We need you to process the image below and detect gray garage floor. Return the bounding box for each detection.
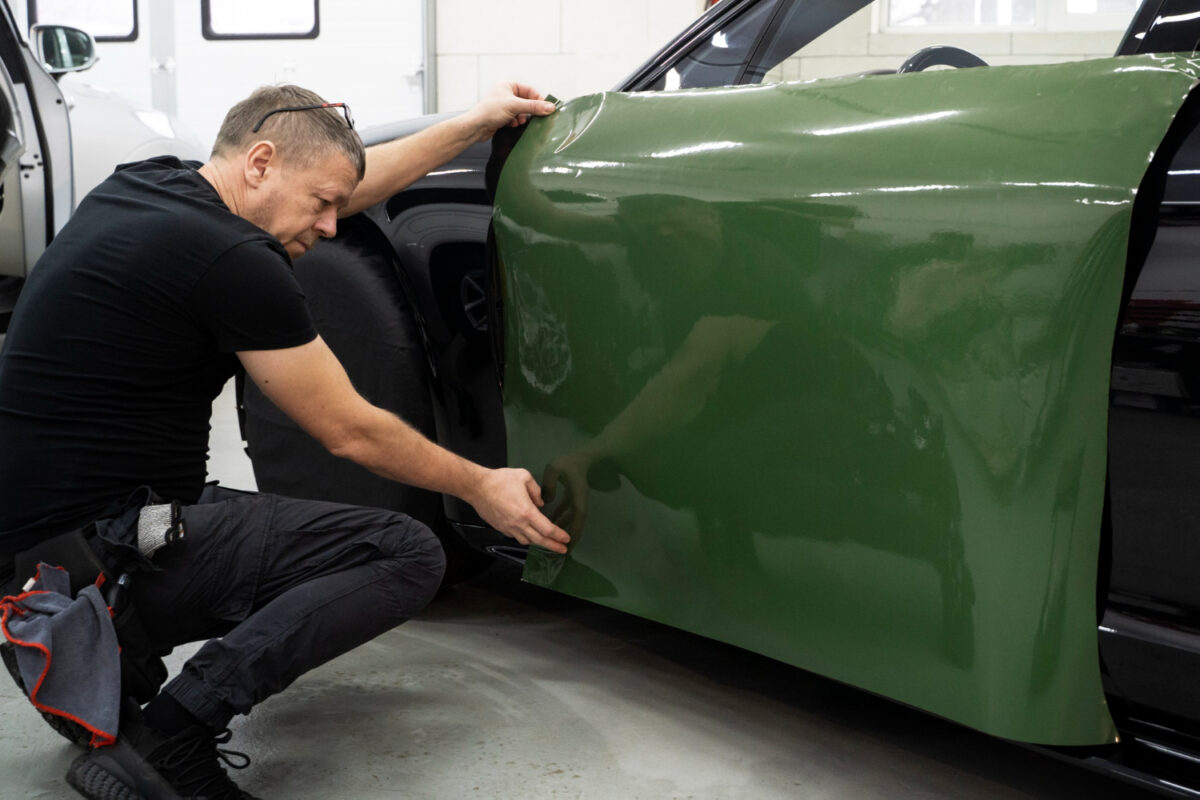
[0,381,1163,799]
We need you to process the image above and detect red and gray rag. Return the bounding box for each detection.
[1,563,122,746]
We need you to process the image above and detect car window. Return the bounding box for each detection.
[648,0,875,91]
[759,4,875,83]
[749,0,874,82]
[647,0,781,90]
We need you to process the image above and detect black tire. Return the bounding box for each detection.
[244,217,439,517]
[242,216,490,584]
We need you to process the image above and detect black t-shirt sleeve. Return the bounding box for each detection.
[191,240,318,352]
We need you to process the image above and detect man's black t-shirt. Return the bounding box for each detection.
[0,157,318,551]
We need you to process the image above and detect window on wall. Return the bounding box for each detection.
[28,0,137,42]
[202,0,319,41]
[884,0,1138,30]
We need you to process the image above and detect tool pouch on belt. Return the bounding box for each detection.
[94,491,185,704]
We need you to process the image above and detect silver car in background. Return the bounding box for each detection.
[0,2,204,330]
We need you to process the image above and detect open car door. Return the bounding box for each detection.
[494,55,1200,748]
[0,56,20,184]
[0,0,72,286]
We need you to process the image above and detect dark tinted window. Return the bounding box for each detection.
[745,0,872,82]
[647,0,875,90]
[648,0,780,90]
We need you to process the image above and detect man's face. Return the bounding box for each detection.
[249,151,359,259]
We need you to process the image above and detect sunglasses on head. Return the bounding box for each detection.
[251,102,354,133]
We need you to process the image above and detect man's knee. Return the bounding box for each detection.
[408,521,447,598]
[378,516,446,608]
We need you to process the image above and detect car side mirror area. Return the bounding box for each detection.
[30,24,97,77]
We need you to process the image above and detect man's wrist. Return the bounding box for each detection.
[450,460,492,508]
[452,106,494,146]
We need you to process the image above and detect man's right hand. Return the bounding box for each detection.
[463,82,558,144]
[469,467,571,554]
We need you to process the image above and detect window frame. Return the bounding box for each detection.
[200,0,320,42]
[26,0,138,43]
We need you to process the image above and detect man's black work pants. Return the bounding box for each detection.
[127,485,446,730]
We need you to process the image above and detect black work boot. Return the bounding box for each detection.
[66,702,260,800]
[65,705,182,800]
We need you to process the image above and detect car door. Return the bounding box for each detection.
[493,15,1200,753]
[0,55,21,185]
[0,0,71,285]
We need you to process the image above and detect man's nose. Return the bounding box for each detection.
[314,209,338,239]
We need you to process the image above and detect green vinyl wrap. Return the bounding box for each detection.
[493,55,1200,745]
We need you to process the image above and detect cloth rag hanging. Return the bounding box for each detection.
[1,563,121,747]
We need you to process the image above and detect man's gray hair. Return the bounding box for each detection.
[212,85,366,180]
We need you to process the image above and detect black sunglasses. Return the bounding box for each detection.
[251,102,354,133]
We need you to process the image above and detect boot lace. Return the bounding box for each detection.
[151,726,256,799]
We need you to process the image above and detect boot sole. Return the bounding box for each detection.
[66,756,141,799]
[65,740,183,800]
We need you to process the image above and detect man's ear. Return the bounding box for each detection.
[244,141,277,188]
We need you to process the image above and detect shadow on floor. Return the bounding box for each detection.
[451,561,1162,800]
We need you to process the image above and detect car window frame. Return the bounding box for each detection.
[618,0,783,91]
[1115,0,1200,54]
[736,0,795,83]
[619,0,878,93]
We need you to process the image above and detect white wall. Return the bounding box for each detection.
[435,0,706,111]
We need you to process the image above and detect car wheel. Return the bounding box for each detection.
[241,215,489,585]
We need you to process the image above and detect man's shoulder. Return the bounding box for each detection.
[114,154,203,175]
[103,156,207,200]
[100,157,219,210]
[82,157,280,261]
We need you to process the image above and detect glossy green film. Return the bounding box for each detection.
[494,55,1200,745]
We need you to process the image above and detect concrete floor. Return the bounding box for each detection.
[0,381,1163,799]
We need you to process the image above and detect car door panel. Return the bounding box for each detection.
[0,0,70,280]
[0,58,20,180]
[493,56,1200,746]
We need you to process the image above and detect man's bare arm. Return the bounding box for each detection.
[238,337,570,553]
[341,82,556,217]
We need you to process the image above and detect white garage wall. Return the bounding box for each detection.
[435,0,707,110]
